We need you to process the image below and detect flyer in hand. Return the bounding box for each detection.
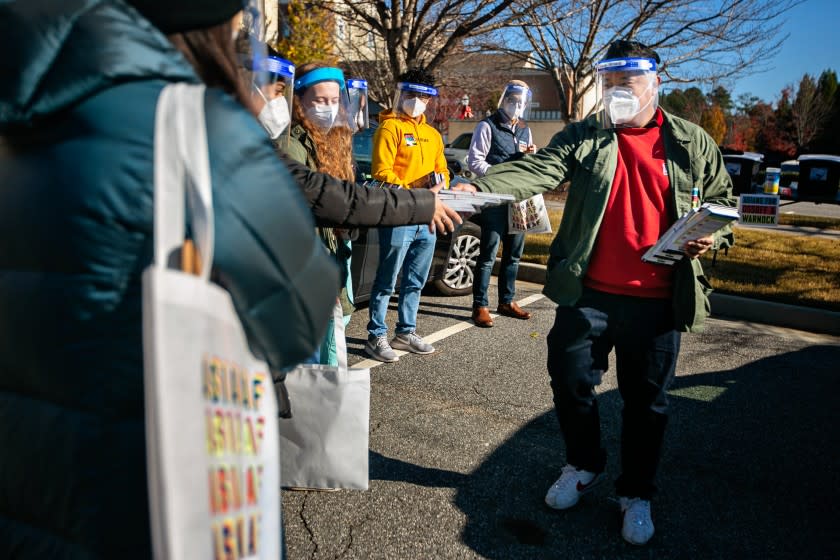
[437,191,516,214]
[642,203,739,266]
[362,179,515,214]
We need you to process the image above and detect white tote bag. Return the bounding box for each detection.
[143,83,281,559]
[280,303,371,490]
[508,193,553,234]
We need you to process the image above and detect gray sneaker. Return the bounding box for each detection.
[365,335,399,363]
[390,332,435,354]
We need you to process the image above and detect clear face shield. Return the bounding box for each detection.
[252,56,295,141]
[346,79,370,130]
[497,83,532,122]
[294,67,358,133]
[235,0,267,60]
[595,57,659,129]
[392,82,439,120]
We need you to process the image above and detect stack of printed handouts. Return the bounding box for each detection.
[642,203,740,266]
[362,179,516,214]
[437,190,516,214]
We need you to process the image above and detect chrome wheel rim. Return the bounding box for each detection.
[443,233,479,290]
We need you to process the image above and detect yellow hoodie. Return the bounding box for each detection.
[372,110,450,188]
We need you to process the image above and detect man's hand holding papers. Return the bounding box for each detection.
[684,236,714,259]
[642,203,739,265]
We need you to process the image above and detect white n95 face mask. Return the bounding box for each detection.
[502,100,525,120]
[604,87,640,125]
[257,97,290,139]
[306,103,339,130]
[402,97,427,118]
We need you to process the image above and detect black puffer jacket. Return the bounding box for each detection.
[280,151,437,228]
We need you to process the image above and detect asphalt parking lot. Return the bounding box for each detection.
[281,282,840,559]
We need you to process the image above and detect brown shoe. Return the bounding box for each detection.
[472,306,494,328]
[497,302,532,320]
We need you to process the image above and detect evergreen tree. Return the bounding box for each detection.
[707,86,733,114]
[790,74,831,151]
[813,70,840,153]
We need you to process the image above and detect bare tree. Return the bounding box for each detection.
[492,0,801,121]
[790,74,831,151]
[319,0,552,106]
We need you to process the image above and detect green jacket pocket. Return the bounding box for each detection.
[673,258,713,333]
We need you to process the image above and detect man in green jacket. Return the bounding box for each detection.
[460,40,735,545]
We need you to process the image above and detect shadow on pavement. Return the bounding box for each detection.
[369,451,470,488]
[431,344,840,559]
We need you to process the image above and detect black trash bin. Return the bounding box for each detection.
[796,154,840,204]
[723,152,764,196]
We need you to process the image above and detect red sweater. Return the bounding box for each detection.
[584,110,674,298]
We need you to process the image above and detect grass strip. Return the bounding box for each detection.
[520,209,840,311]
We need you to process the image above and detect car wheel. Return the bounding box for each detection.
[433,221,481,296]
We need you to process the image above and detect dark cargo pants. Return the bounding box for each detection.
[546,288,680,499]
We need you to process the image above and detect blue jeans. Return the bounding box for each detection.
[367,225,436,338]
[304,240,354,366]
[545,288,680,500]
[473,204,525,307]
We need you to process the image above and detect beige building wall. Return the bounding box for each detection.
[262,0,281,45]
[330,3,383,61]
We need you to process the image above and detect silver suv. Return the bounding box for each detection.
[444,132,473,179]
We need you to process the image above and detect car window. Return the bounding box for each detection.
[449,133,472,150]
[352,128,376,163]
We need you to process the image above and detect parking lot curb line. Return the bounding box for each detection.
[709,293,840,336]
[351,294,546,370]
[502,259,840,336]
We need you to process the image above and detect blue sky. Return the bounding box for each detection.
[729,0,839,102]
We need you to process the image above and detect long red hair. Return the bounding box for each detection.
[292,62,355,182]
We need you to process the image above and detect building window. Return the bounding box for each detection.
[337,18,346,41]
[366,31,374,48]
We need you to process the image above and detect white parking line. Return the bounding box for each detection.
[353,293,546,370]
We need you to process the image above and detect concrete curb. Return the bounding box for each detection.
[497,260,840,336]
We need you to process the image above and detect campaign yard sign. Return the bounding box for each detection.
[738,194,780,225]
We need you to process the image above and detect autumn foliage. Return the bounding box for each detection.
[700,105,727,145]
[661,69,840,158]
[274,0,337,67]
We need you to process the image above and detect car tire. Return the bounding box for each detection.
[433,221,481,296]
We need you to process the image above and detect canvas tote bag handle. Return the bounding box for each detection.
[153,83,214,280]
[333,302,348,370]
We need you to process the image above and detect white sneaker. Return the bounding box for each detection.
[620,497,654,545]
[390,332,435,354]
[544,464,603,510]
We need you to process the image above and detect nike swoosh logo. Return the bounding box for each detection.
[576,478,598,492]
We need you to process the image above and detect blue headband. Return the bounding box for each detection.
[397,82,439,97]
[294,67,346,91]
[254,56,295,79]
[595,57,657,73]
